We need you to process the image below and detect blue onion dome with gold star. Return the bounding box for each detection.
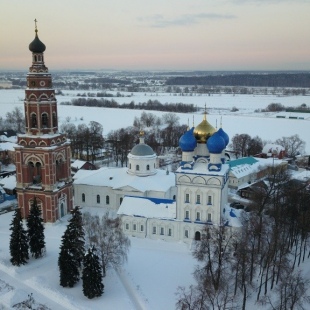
[217,127,229,147]
[194,107,216,143]
[29,20,46,53]
[179,127,197,152]
[207,131,226,154]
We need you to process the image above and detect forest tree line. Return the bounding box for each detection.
[61,98,196,113]
[166,73,310,88]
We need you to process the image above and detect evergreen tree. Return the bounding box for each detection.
[58,206,85,287]
[9,208,29,266]
[27,197,45,258]
[82,247,104,299]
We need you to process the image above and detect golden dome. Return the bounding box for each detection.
[194,112,216,143]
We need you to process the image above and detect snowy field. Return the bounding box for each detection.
[0,207,194,310]
[1,89,310,154]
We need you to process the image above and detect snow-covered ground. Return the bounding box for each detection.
[1,89,310,153]
[0,207,194,309]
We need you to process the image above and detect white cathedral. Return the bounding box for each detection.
[74,112,233,243]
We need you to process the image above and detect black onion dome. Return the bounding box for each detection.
[29,33,46,53]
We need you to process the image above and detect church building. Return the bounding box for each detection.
[117,112,232,243]
[14,22,73,222]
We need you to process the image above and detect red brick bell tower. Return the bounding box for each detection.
[15,20,73,222]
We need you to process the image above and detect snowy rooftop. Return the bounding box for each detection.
[117,196,176,219]
[262,143,285,155]
[74,167,175,192]
[0,175,16,190]
[229,157,284,178]
[0,142,17,152]
[223,206,243,227]
[291,169,310,182]
[71,159,87,169]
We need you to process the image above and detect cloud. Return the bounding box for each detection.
[138,13,236,28]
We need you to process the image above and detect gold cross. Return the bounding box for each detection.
[34,18,38,33]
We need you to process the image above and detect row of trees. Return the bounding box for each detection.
[177,166,310,309]
[166,73,310,88]
[9,198,45,266]
[60,121,104,162]
[62,97,196,113]
[58,207,130,299]
[60,112,186,165]
[229,133,305,159]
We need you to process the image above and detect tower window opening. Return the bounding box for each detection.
[146,164,150,171]
[136,165,139,171]
[106,195,110,205]
[52,113,57,127]
[42,113,48,128]
[31,113,37,128]
[82,193,85,202]
[97,195,100,204]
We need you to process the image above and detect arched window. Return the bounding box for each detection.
[97,195,100,204]
[52,113,57,127]
[42,113,48,127]
[33,162,42,183]
[28,161,34,183]
[31,113,37,128]
[82,193,85,202]
[136,165,139,171]
[34,55,37,62]
[106,195,110,205]
[185,230,189,238]
[195,231,201,241]
[146,164,150,171]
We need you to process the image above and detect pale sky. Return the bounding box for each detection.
[1,0,310,71]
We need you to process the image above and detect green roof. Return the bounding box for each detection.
[228,157,258,168]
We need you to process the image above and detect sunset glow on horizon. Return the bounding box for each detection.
[1,0,310,71]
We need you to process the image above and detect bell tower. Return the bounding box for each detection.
[15,20,73,222]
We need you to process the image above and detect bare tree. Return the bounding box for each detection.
[229,134,251,158]
[275,134,305,158]
[5,107,25,133]
[259,271,310,310]
[162,112,179,127]
[83,212,130,277]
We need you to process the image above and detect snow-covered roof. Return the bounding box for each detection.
[262,143,285,155]
[229,157,284,178]
[117,196,176,219]
[0,142,17,152]
[71,159,87,169]
[291,170,310,182]
[0,175,16,190]
[223,206,242,227]
[74,167,175,192]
